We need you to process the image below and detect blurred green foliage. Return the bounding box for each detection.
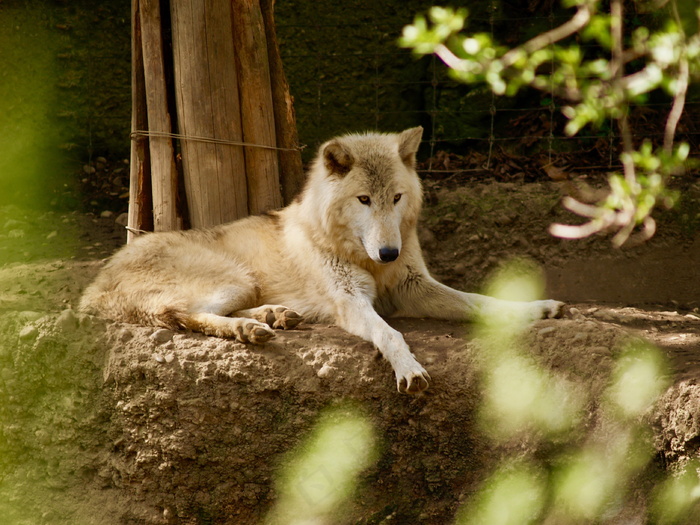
[264,261,700,523]
[266,404,377,525]
[0,4,68,210]
[0,2,85,263]
[459,260,700,524]
[401,0,700,246]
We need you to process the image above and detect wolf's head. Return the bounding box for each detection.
[302,127,424,265]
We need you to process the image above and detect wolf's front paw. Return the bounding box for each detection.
[235,320,276,344]
[396,364,431,394]
[266,306,303,330]
[243,305,304,330]
[534,299,565,319]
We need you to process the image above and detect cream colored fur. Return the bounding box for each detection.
[80,127,563,393]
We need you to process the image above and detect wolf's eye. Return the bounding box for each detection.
[358,195,371,205]
[393,193,402,204]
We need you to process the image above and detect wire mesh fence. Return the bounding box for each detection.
[23,0,700,180]
[275,3,700,179]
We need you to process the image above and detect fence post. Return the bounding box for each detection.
[232,0,284,215]
[127,0,153,243]
[170,0,250,228]
[139,0,181,232]
[129,0,300,235]
[260,0,305,204]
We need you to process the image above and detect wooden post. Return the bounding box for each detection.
[127,0,153,243]
[170,0,249,229]
[130,0,300,233]
[260,0,305,204]
[139,0,181,232]
[232,0,284,215]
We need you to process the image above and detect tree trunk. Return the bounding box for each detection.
[170,0,249,228]
[127,0,153,243]
[139,0,181,231]
[130,0,300,235]
[260,0,305,204]
[231,0,284,215]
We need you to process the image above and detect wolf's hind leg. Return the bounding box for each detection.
[235,305,303,330]
[184,284,278,343]
[186,313,276,344]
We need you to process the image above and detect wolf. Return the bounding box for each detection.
[80,127,563,393]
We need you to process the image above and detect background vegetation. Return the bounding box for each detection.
[11,0,694,165]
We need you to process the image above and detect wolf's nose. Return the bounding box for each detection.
[379,247,399,263]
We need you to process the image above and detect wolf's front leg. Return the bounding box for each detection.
[335,295,431,394]
[393,271,564,322]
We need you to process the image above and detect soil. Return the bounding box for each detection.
[1,168,700,524]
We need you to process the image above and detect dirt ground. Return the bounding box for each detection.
[1,170,700,524]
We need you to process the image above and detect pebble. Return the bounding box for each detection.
[3,219,24,229]
[19,324,39,341]
[18,311,42,322]
[592,310,616,322]
[151,328,174,344]
[494,213,515,226]
[538,326,556,336]
[119,328,134,343]
[100,210,114,218]
[83,164,96,175]
[417,227,437,248]
[77,313,96,329]
[56,309,79,332]
[317,363,335,378]
[568,307,585,320]
[46,230,58,240]
[452,261,467,276]
[154,354,165,364]
[115,212,129,227]
[35,429,51,445]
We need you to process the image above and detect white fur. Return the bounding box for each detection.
[80,127,563,394]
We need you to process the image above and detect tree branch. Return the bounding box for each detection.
[664,1,689,154]
[500,5,592,68]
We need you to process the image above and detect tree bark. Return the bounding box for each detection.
[260,0,305,204]
[170,0,249,228]
[127,0,153,243]
[232,0,284,214]
[139,0,181,232]
[130,0,298,233]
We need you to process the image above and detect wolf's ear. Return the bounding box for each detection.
[323,140,354,176]
[398,126,423,168]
